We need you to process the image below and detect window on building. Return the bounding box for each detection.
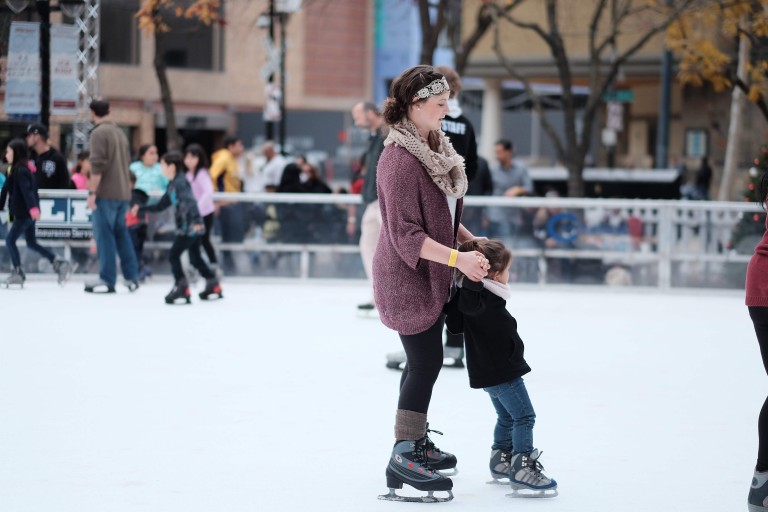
[161,4,224,72]
[100,0,140,65]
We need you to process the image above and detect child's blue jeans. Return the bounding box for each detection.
[483,377,536,454]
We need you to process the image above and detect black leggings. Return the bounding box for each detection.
[749,306,768,471]
[169,235,214,282]
[398,314,445,413]
[201,213,217,264]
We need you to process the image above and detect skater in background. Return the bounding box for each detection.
[184,144,218,272]
[373,65,490,502]
[85,98,140,294]
[0,138,72,287]
[133,151,222,304]
[445,238,557,497]
[745,168,768,511]
[125,171,150,281]
[70,150,90,190]
[349,100,386,316]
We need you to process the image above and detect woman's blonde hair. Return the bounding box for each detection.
[457,239,512,278]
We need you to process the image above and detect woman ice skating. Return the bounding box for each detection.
[0,138,73,288]
[746,167,768,512]
[446,238,557,498]
[372,65,490,503]
[133,151,222,304]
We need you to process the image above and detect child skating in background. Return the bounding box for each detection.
[132,151,222,304]
[126,171,151,281]
[0,138,73,288]
[445,238,557,498]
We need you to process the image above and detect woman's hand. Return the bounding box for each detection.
[457,250,489,282]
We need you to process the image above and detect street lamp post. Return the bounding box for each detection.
[4,0,84,128]
[259,0,300,156]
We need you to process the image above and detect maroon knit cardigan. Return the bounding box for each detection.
[747,216,768,306]
[372,144,464,335]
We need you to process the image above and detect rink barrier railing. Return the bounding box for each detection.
[27,190,764,288]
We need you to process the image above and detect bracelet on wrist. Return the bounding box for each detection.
[447,249,459,267]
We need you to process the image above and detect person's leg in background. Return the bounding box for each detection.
[358,200,381,312]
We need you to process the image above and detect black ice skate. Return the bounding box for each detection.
[506,449,558,498]
[52,259,76,285]
[84,278,116,293]
[487,449,512,484]
[2,267,25,289]
[199,277,223,300]
[424,424,458,476]
[379,437,454,503]
[356,302,378,319]
[749,470,768,512]
[165,279,191,305]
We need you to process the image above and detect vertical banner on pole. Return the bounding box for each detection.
[4,21,41,117]
[50,24,79,116]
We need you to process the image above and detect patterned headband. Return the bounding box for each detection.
[413,77,450,101]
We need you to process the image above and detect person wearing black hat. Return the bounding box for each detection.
[25,123,72,190]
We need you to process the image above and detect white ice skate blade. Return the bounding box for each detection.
[506,487,558,499]
[378,489,454,503]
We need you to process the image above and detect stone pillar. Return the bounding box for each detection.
[480,78,502,161]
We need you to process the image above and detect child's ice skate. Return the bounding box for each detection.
[1,267,25,289]
[52,259,76,285]
[378,437,454,503]
[199,277,223,300]
[749,470,768,511]
[487,448,512,484]
[424,424,458,475]
[165,279,191,304]
[506,448,558,498]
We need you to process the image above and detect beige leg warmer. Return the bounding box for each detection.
[394,409,428,441]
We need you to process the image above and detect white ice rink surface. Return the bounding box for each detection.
[0,278,760,512]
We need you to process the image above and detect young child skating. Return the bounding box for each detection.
[445,238,557,498]
[0,139,73,288]
[132,151,222,304]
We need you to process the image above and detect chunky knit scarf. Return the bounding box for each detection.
[384,119,467,198]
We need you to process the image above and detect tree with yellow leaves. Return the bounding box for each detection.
[136,0,221,151]
[667,0,768,120]
[667,1,768,199]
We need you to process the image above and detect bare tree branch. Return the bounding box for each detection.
[490,8,566,161]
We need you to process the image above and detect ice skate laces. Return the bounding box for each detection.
[413,438,436,470]
[424,426,444,456]
[523,451,547,480]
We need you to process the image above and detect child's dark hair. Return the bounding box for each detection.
[137,144,155,161]
[184,143,209,177]
[161,151,184,175]
[6,138,29,167]
[457,239,512,279]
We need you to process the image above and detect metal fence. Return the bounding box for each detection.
[15,190,763,289]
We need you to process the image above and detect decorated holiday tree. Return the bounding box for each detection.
[728,143,768,253]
